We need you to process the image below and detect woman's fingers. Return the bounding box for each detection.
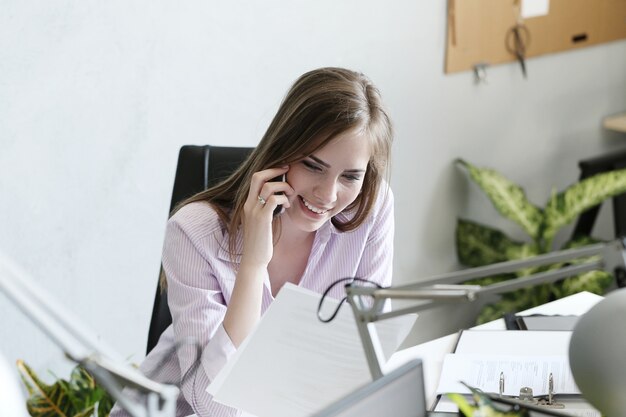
[247,166,292,216]
[257,180,293,203]
[241,166,291,267]
[249,166,290,199]
[262,193,291,212]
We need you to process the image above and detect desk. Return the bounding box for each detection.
[386,291,603,412]
[604,112,626,133]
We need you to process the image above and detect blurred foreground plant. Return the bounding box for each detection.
[16,360,114,417]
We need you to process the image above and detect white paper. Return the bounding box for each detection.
[436,354,579,396]
[454,330,572,356]
[521,0,550,19]
[207,283,416,417]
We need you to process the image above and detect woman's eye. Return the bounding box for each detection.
[303,161,322,172]
[342,174,361,182]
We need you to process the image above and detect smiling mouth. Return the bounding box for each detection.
[300,196,330,215]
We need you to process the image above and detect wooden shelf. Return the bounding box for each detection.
[604,113,626,133]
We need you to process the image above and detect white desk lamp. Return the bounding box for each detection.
[569,287,626,416]
[0,253,179,417]
[0,350,28,417]
[345,239,626,380]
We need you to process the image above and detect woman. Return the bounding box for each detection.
[111,67,394,417]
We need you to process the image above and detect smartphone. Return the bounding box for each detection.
[269,174,286,216]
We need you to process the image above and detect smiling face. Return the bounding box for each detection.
[282,129,372,234]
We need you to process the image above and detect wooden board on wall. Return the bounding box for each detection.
[445,0,626,74]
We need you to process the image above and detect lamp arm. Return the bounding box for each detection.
[0,254,179,417]
[346,239,626,380]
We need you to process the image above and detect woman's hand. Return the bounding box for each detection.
[241,166,292,269]
[225,166,292,346]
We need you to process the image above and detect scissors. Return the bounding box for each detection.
[506,23,530,78]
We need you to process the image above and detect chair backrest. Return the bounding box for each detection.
[146,145,254,354]
[573,148,626,239]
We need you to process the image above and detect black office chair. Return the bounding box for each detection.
[570,149,626,288]
[146,145,254,354]
[572,148,626,239]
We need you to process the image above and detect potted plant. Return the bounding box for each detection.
[456,159,626,323]
[17,360,114,417]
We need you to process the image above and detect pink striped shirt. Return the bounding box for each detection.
[110,186,393,417]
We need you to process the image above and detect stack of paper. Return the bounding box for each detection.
[207,283,415,417]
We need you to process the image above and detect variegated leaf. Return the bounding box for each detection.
[17,360,113,417]
[446,393,477,417]
[552,270,613,299]
[561,235,603,250]
[476,285,552,324]
[456,218,526,267]
[16,360,73,417]
[67,366,98,411]
[457,159,544,240]
[543,168,626,247]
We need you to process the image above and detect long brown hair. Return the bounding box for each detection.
[173,67,393,266]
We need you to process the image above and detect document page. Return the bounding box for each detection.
[207,283,415,417]
[436,354,580,396]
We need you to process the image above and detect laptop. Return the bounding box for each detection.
[310,359,428,417]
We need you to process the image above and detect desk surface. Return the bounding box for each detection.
[386,291,603,410]
[604,112,626,132]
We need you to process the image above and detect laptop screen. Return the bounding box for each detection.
[310,359,426,417]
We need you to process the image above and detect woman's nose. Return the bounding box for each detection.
[313,177,338,204]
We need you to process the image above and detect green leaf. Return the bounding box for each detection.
[446,393,477,416]
[16,360,73,417]
[16,361,114,417]
[96,391,114,417]
[552,270,613,299]
[67,366,99,413]
[457,159,544,240]
[543,168,626,247]
[449,383,530,416]
[561,235,603,250]
[456,218,529,267]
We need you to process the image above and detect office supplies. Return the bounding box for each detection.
[437,331,578,400]
[515,315,579,331]
[454,330,572,356]
[437,354,577,397]
[521,0,550,19]
[473,62,489,84]
[345,239,626,380]
[310,359,427,417]
[0,253,179,417]
[482,392,587,417]
[405,294,603,415]
[506,0,530,78]
[206,284,415,417]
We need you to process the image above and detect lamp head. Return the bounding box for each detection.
[0,352,28,417]
[569,288,626,416]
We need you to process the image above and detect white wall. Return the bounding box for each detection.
[1,1,625,379]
